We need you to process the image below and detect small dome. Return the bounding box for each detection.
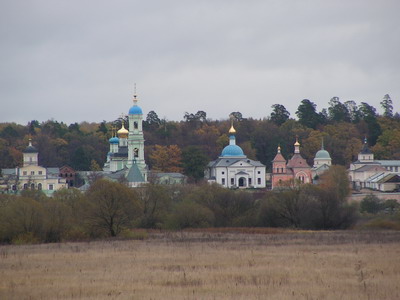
[221,144,245,157]
[129,105,143,115]
[117,123,129,138]
[315,149,331,159]
[109,136,119,144]
[229,125,236,134]
[23,140,38,153]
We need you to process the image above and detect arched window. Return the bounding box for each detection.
[38,183,42,190]
[134,148,139,158]
[134,121,138,129]
[24,183,28,190]
[31,183,35,190]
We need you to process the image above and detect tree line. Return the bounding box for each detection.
[0,166,359,243]
[0,94,399,182]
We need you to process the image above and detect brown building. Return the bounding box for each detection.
[59,165,76,187]
[271,138,312,189]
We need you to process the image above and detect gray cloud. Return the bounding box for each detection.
[1,0,399,124]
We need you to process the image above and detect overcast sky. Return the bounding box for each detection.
[1,0,399,125]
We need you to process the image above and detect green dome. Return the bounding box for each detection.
[315,149,331,159]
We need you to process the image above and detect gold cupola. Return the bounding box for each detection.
[229,124,236,134]
[117,122,129,139]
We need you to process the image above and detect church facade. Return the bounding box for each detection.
[205,123,266,189]
[271,138,313,189]
[101,94,148,187]
[0,140,67,195]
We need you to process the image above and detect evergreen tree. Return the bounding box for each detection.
[380,94,393,118]
[270,104,290,126]
[296,99,321,129]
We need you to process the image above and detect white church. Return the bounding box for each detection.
[205,122,266,188]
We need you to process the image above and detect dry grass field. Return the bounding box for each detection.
[0,229,399,300]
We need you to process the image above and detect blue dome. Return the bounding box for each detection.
[109,137,119,144]
[315,149,331,159]
[221,145,245,157]
[129,105,143,115]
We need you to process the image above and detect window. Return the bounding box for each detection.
[249,178,252,185]
[134,148,139,158]
[23,184,28,190]
[38,183,42,190]
[258,171,261,174]
[38,171,42,175]
[23,171,27,176]
[134,121,138,129]
[49,184,54,190]
[31,183,35,190]
[12,185,16,191]
[29,157,32,162]
[257,178,261,185]
[222,171,225,175]
[70,173,73,177]
[31,171,34,175]
[222,178,225,185]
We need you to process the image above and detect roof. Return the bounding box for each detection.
[312,164,330,171]
[315,149,331,159]
[360,142,372,154]
[354,164,386,172]
[272,152,286,162]
[109,136,119,144]
[23,144,38,153]
[376,160,400,167]
[286,154,310,168]
[126,163,145,183]
[221,140,245,157]
[208,157,265,168]
[129,105,143,115]
[154,172,186,179]
[1,168,17,176]
[236,171,248,175]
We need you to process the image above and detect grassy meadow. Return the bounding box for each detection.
[0,229,399,299]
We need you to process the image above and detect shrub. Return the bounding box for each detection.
[360,194,383,214]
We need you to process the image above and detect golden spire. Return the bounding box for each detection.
[277,144,281,153]
[294,136,300,154]
[228,115,236,134]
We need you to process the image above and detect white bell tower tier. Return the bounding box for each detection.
[127,94,147,180]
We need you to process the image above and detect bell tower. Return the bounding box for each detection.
[127,93,147,180]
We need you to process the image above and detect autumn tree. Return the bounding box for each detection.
[149,145,183,173]
[136,183,171,228]
[85,179,141,237]
[314,165,356,229]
